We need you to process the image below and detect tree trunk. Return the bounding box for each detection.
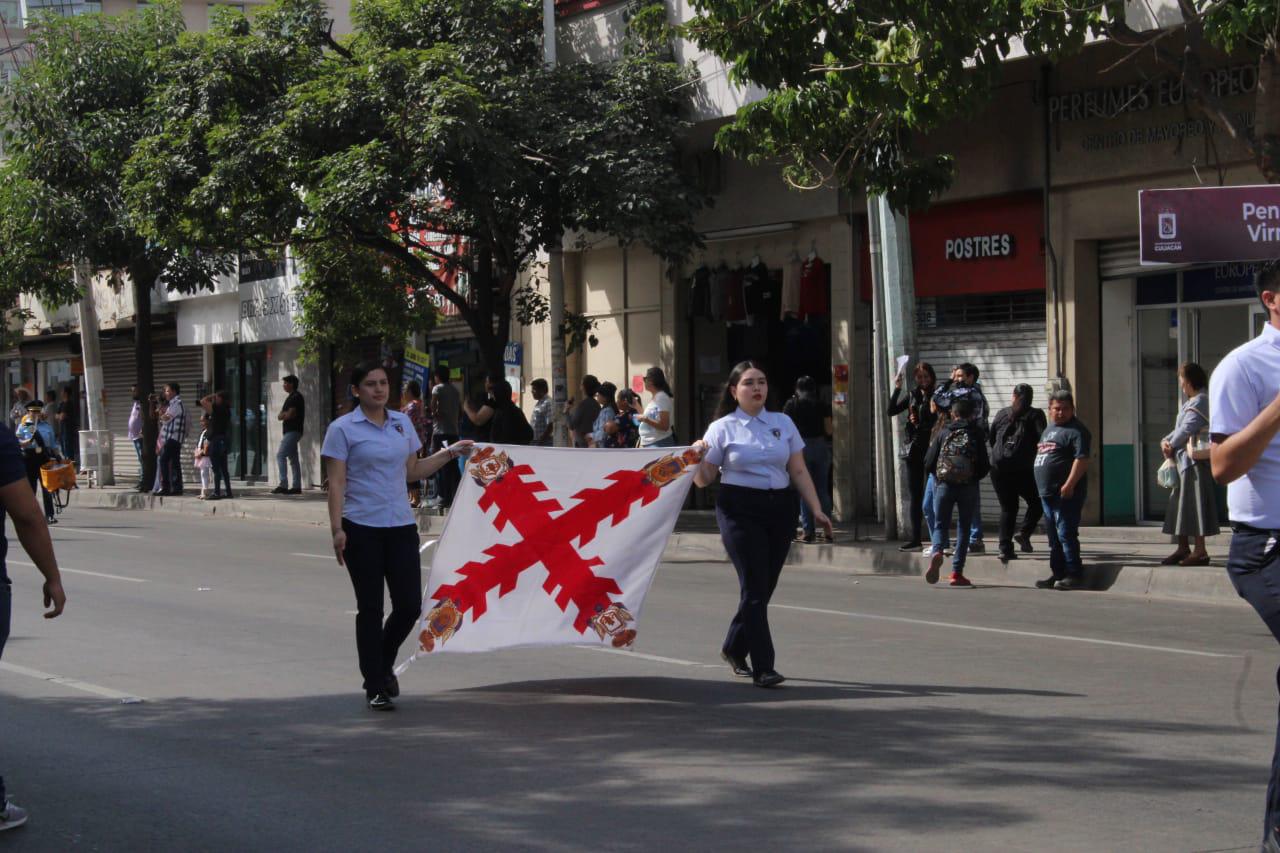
[471,243,505,377]
[1257,46,1280,182]
[131,260,158,492]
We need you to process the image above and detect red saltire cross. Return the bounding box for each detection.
[430,464,663,633]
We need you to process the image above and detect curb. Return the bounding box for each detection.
[70,488,1245,607]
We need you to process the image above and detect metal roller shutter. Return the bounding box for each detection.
[1099,237,1191,280]
[101,333,204,488]
[917,319,1048,525]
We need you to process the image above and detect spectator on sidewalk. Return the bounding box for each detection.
[989,384,1047,564]
[272,375,305,495]
[635,367,676,448]
[487,379,534,445]
[589,382,618,448]
[948,363,987,553]
[8,387,29,430]
[158,382,188,497]
[0,415,66,832]
[889,362,937,551]
[1033,390,1091,591]
[784,375,833,544]
[530,378,553,446]
[322,361,473,711]
[923,395,988,587]
[608,389,641,448]
[402,380,431,508]
[1210,260,1280,851]
[429,365,462,509]
[568,375,601,448]
[57,385,77,464]
[42,390,56,426]
[194,413,213,500]
[128,386,144,489]
[461,379,496,444]
[199,390,233,500]
[1160,362,1219,566]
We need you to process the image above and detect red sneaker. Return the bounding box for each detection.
[949,572,973,588]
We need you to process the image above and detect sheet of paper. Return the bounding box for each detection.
[895,355,911,377]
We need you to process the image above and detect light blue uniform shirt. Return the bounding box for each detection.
[1211,321,1280,529]
[321,407,422,528]
[703,408,805,490]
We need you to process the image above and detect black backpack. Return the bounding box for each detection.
[937,427,979,485]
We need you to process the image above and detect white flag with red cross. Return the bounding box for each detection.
[399,443,700,663]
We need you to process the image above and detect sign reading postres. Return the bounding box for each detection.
[1141,185,1280,264]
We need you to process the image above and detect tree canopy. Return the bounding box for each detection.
[127,0,704,372]
[685,0,1280,206]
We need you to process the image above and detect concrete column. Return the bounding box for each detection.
[829,218,857,523]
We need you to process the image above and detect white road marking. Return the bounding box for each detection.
[9,559,146,584]
[774,604,1238,659]
[54,527,143,540]
[578,646,706,666]
[289,553,334,561]
[0,661,146,702]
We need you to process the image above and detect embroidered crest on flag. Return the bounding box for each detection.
[403,444,699,663]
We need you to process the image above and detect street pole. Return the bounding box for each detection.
[75,259,113,484]
[875,196,918,539]
[866,199,896,537]
[543,0,570,447]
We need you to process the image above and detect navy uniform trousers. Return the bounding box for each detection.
[716,484,798,675]
[1227,523,1280,847]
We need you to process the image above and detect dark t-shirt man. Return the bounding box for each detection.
[1034,418,1092,497]
[569,398,601,448]
[282,391,305,435]
[783,396,832,440]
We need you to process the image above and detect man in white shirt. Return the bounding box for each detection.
[1210,260,1280,853]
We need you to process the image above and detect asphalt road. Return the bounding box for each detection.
[0,506,1275,851]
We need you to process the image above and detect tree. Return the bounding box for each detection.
[126,0,703,377]
[685,1,1280,204]
[0,2,228,488]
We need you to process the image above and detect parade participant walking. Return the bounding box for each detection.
[429,365,462,509]
[1161,362,1218,565]
[783,376,833,543]
[158,382,188,496]
[272,375,305,495]
[322,362,473,711]
[1033,391,1091,591]
[692,361,832,688]
[0,417,66,832]
[634,367,675,448]
[989,384,1047,563]
[889,362,937,551]
[16,401,59,524]
[923,396,989,587]
[1209,261,1280,852]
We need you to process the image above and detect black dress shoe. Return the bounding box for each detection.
[384,673,400,698]
[367,692,395,711]
[753,671,786,688]
[271,485,288,495]
[1015,533,1034,553]
[720,651,752,678]
[1054,576,1085,591]
[1034,577,1058,589]
[898,541,923,552]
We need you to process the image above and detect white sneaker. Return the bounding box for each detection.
[0,800,28,831]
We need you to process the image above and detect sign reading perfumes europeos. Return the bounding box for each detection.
[1140,186,1280,265]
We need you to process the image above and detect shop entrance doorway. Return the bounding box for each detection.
[218,345,268,481]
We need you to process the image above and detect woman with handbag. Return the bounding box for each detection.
[1160,362,1219,566]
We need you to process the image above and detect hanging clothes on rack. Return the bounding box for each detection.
[687,265,712,321]
[743,260,779,325]
[780,254,802,319]
[798,254,829,320]
[723,266,748,325]
[709,263,729,324]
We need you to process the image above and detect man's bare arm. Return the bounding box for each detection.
[0,478,64,617]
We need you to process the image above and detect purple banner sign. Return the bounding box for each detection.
[1140,185,1280,265]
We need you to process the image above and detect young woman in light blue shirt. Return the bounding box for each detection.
[692,361,832,688]
[322,362,473,711]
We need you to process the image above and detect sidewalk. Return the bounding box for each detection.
[69,484,1244,607]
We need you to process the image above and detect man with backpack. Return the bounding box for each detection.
[989,384,1047,564]
[923,396,989,587]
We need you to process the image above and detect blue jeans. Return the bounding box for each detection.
[799,440,831,536]
[931,481,979,572]
[159,438,183,494]
[209,435,232,496]
[644,435,676,448]
[277,430,302,490]
[1040,488,1086,579]
[1226,526,1280,846]
[971,491,984,543]
[922,474,940,552]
